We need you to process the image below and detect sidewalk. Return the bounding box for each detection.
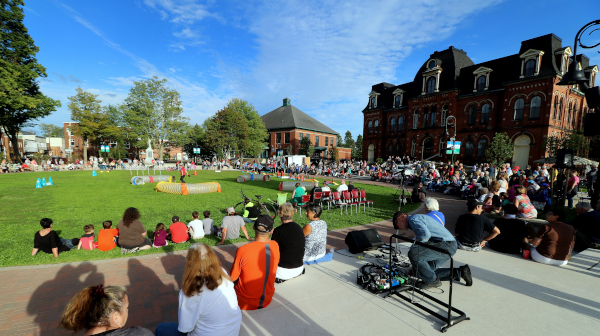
[1,190,599,335]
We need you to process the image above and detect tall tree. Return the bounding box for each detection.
[343,130,354,151]
[543,131,590,157]
[336,134,343,147]
[122,77,189,160]
[0,0,61,162]
[202,107,249,159]
[182,123,213,160]
[226,98,267,158]
[353,134,363,160]
[299,136,314,158]
[38,123,63,137]
[486,132,513,172]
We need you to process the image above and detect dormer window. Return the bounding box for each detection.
[393,88,404,108]
[476,76,486,92]
[370,96,376,108]
[426,77,436,94]
[555,47,572,75]
[585,65,599,88]
[472,66,493,92]
[519,49,544,78]
[368,90,380,109]
[422,60,441,94]
[428,60,436,69]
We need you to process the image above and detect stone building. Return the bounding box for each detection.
[362,33,598,168]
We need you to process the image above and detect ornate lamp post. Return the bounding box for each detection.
[445,115,457,165]
[557,20,600,87]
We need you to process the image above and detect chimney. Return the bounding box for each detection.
[283,98,291,106]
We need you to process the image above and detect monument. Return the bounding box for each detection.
[145,139,155,165]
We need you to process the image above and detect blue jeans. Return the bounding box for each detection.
[155,322,186,336]
[568,197,574,208]
[408,240,460,283]
[242,217,253,223]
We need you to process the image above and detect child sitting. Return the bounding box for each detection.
[98,220,119,251]
[77,225,98,250]
[153,223,168,248]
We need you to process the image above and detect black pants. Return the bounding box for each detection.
[180,175,185,183]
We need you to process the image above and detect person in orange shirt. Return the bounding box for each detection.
[98,221,119,251]
[169,216,189,243]
[230,215,280,310]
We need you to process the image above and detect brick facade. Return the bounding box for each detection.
[362,34,598,167]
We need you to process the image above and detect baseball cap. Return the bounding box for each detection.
[226,207,235,214]
[467,198,484,208]
[254,215,274,233]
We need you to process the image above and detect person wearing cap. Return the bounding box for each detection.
[392,211,472,290]
[216,207,250,246]
[586,164,598,198]
[271,203,305,283]
[455,199,500,252]
[169,216,189,243]
[230,215,280,310]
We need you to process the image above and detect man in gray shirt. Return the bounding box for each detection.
[217,207,250,245]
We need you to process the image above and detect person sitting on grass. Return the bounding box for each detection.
[117,207,152,254]
[230,215,280,310]
[272,202,306,283]
[187,211,205,239]
[98,221,119,252]
[169,216,189,243]
[530,208,575,266]
[242,198,261,224]
[31,218,72,259]
[155,243,242,336]
[216,207,250,246]
[303,203,328,262]
[202,210,215,236]
[77,224,98,250]
[291,182,305,207]
[153,223,168,248]
[60,285,153,336]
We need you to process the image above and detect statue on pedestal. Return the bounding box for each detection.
[145,139,155,165]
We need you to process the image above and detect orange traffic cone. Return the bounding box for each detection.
[194,170,197,176]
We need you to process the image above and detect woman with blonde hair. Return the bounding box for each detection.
[60,285,153,336]
[155,243,242,336]
[514,186,537,219]
[272,202,305,283]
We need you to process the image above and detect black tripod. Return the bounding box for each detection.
[392,172,409,211]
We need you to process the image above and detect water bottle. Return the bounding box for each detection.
[329,248,334,258]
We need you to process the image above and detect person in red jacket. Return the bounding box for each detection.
[169,216,189,243]
[180,165,186,183]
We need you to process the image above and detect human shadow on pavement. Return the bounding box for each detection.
[27,262,105,336]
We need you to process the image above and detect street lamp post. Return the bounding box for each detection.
[445,115,457,165]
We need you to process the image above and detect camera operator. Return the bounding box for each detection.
[392,211,473,290]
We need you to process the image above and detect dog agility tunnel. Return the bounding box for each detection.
[156,181,221,195]
[237,174,271,182]
[131,175,175,185]
[278,181,316,191]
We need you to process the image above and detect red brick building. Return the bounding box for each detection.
[362,34,598,168]
[262,98,351,160]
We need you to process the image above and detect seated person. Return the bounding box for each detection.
[201,210,215,236]
[216,207,250,245]
[153,223,168,248]
[169,216,189,243]
[77,224,98,250]
[321,182,331,194]
[568,202,600,252]
[347,181,357,192]
[424,198,445,226]
[98,220,119,251]
[337,179,349,193]
[242,199,261,223]
[272,203,305,283]
[187,211,205,239]
[291,182,305,206]
[309,181,322,202]
[488,204,535,254]
[31,218,71,258]
[531,208,575,266]
[455,199,501,252]
[302,203,328,262]
[514,186,537,219]
[230,215,280,310]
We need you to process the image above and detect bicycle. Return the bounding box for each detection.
[235,189,279,219]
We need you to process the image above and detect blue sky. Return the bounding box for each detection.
[23,0,600,139]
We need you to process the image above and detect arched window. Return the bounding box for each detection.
[477,75,486,92]
[368,121,373,134]
[573,103,578,128]
[430,106,437,126]
[557,98,563,120]
[428,60,436,69]
[441,105,448,126]
[465,140,474,159]
[411,139,416,156]
[390,117,396,133]
[396,143,402,156]
[370,96,376,108]
[423,138,433,158]
[395,95,402,108]
[374,120,379,134]
[525,59,536,77]
[530,96,541,119]
[413,110,419,129]
[481,104,490,124]
[423,107,429,127]
[514,98,524,120]
[477,139,487,158]
[398,115,404,131]
[468,105,477,125]
[552,96,559,119]
[389,143,394,157]
[426,77,436,93]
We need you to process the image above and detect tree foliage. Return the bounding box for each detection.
[486,132,513,169]
[38,123,63,137]
[299,136,315,158]
[543,131,590,157]
[353,134,363,160]
[343,131,354,150]
[225,98,267,158]
[122,77,189,160]
[336,134,343,147]
[203,107,249,159]
[0,0,61,161]
[328,145,339,162]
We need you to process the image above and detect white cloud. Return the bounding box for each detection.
[143,0,213,24]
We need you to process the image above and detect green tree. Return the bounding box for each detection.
[122,77,189,161]
[202,107,249,159]
[68,87,106,163]
[328,145,339,162]
[226,98,267,158]
[543,131,590,157]
[353,134,363,160]
[486,132,513,172]
[343,131,354,149]
[38,123,63,137]
[299,136,315,158]
[0,1,61,162]
[336,134,343,147]
[182,123,213,160]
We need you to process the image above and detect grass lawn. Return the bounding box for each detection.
[0,170,418,267]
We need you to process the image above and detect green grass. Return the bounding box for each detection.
[0,170,418,267]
